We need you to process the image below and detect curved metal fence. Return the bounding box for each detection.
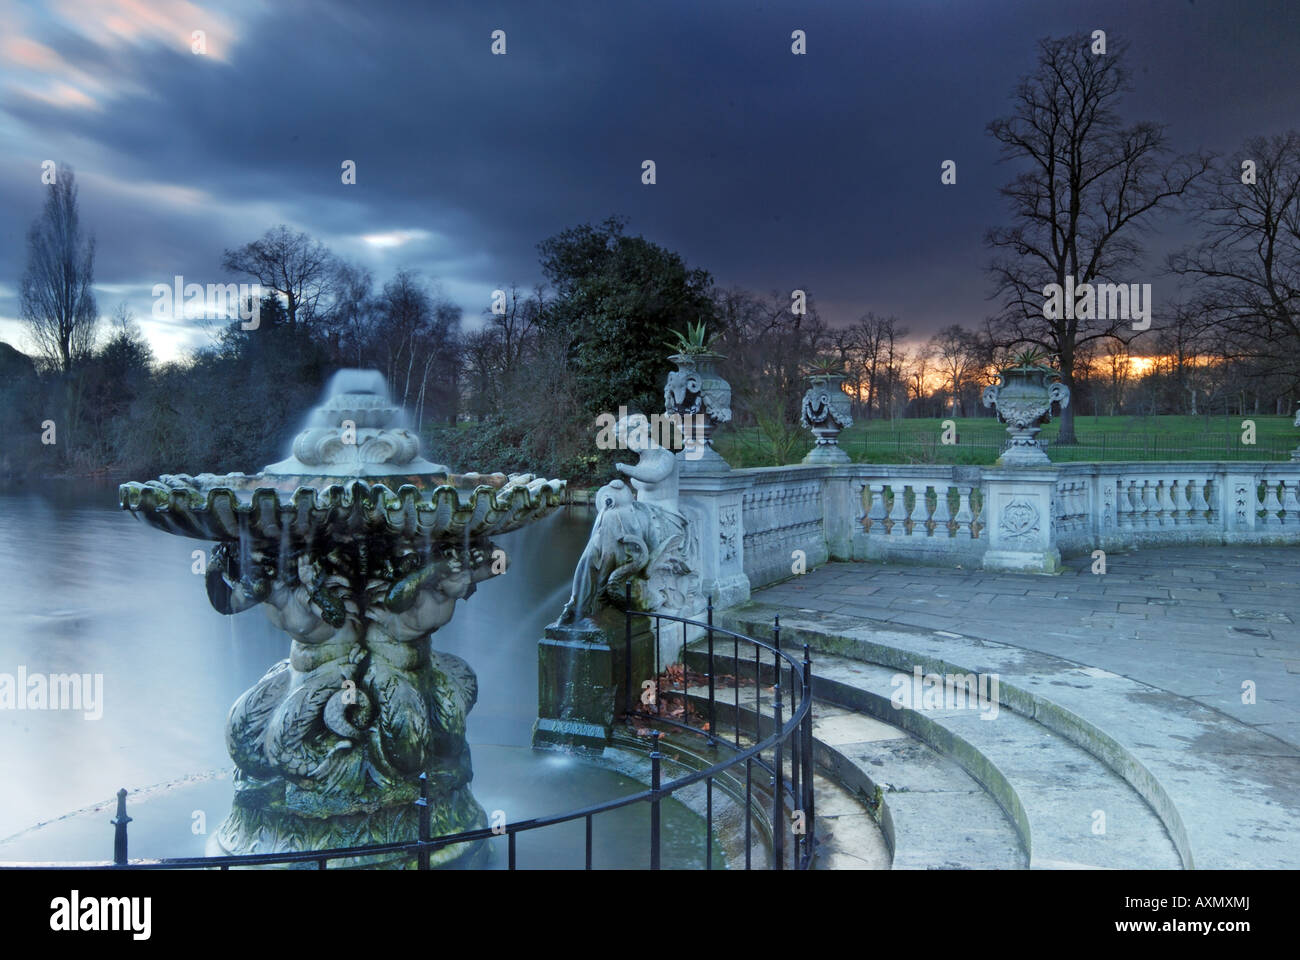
[0,600,815,871]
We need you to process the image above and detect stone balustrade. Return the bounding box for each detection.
[679,458,1300,594]
[738,467,827,588]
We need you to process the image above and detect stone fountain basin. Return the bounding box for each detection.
[119,471,566,544]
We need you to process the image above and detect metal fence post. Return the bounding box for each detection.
[649,730,662,870]
[789,659,800,864]
[624,582,633,718]
[706,595,716,744]
[416,772,431,871]
[772,683,785,870]
[803,643,816,865]
[111,788,131,866]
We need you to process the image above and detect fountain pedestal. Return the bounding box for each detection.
[203,537,497,867]
[121,375,565,867]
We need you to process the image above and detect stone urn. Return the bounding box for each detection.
[982,363,1070,465]
[664,352,732,471]
[800,373,853,464]
[1292,408,1300,461]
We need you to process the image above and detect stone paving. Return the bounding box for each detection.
[755,546,1300,748]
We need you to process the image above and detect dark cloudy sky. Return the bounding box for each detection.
[1,0,1297,360]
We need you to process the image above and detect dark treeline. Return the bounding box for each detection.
[5,34,1299,484]
[3,196,1298,485]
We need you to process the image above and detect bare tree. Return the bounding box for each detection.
[829,325,862,414]
[331,261,375,366]
[20,165,98,372]
[222,225,339,328]
[1103,338,1131,415]
[1170,131,1300,393]
[929,324,981,417]
[374,270,461,424]
[461,327,503,419]
[985,33,1210,441]
[905,344,935,415]
[713,287,825,426]
[879,317,907,421]
[487,283,543,379]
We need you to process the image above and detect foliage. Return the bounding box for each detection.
[805,354,845,376]
[537,215,716,420]
[1007,348,1055,369]
[664,319,720,356]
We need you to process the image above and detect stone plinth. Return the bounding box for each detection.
[980,470,1062,574]
[533,609,656,754]
[679,470,753,613]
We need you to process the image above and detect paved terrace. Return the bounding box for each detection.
[761,546,1300,746]
[712,545,1300,869]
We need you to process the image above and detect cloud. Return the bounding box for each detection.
[46,0,245,63]
[14,79,101,110]
[80,171,211,211]
[1,0,1297,370]
[361,229,434,250]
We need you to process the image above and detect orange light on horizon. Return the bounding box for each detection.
[1126,355,1159,377]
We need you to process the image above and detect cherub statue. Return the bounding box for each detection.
[614,412,679,512]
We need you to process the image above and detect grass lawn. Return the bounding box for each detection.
[713,414,1298,467]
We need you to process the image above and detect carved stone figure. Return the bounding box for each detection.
[208,538,495,860]
[559,413,698,624]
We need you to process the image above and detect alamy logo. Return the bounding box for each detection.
[50,891,151,940]
[152,276,262,330]
[594,406,707,460]
[0,666,103,719]
[1042,275,1151,331]
[890,666,1000,720]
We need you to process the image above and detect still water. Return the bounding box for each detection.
[0,482,716,867]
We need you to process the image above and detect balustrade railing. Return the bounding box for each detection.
[840,461,1300,563]
[862,479,984,540]
[741,471,827,588]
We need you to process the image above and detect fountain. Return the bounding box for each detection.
[119,371,565,866]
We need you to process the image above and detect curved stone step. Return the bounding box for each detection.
[710,606,1189,869]
[809,702,1026,869]
[682,674,1026,869]
[802,764,893,870]
[722,599,1300,868]
[814,651,1181,868]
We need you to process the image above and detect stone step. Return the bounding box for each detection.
[808,700,1025,869]
[677,678,1025,869]
[624,701,893,869]
[806,768,893,870]
[720,600,1300,868]
[696,610,1187,869]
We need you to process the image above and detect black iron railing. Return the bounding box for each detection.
[625,589,816,870]
[0,598,815,871]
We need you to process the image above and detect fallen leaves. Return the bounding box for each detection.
[630,663,738,734]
